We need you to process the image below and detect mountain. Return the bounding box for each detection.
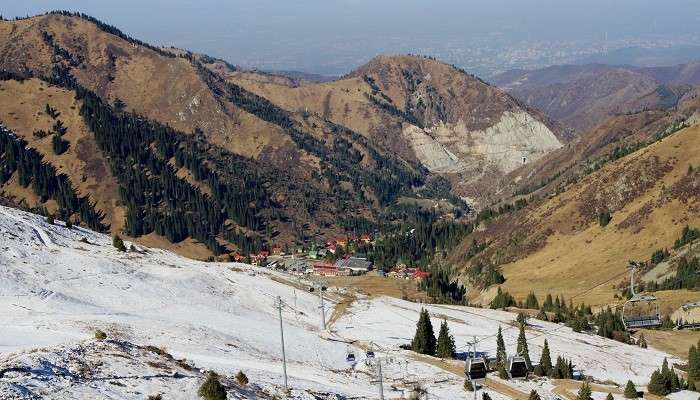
[0,12,569,258]
[574,46,700,69]
[450,121,700,308]
[480,85,700,207]
[0,205,677,398]
[492,62,700,133]
[231,54,568,203]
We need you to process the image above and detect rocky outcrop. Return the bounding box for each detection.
[403,111,562,176]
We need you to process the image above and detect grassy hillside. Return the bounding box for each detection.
[0,13,471,258]
[452,122,700,307]
[0,79,122,228]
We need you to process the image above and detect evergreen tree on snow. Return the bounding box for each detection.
[198,372,227,400]
[623,380,637,398]
[113,234,126,252]
[688,345,700,390]
[576,381,592,400]
[436,320,455,359]
[537,339,552,376]
[516,323,532,370]
[647,370,668,395]
[412,308,436,356]
[496,326,507,369]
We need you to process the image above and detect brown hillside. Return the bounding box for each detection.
[231,54,567,204]
[0,78,215,258]
[488,88,700,206]
[0,14,441,257]
[0,14,291,161]
[451,123,700,306]
[0,78,122,229]
[494,63,697,134]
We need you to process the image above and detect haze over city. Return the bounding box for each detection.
[5,0,700,75]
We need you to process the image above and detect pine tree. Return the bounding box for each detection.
[198,372,227,400]
[436,320,455,359]
[536,308,548,321]
[496,326,507,369]
[648,370,668,395]
[525,292,539,309]
[689,345,700,390]
[638,333,647,349]
[528,390,541,400]
[517,312,528,326]
[624,380,637,398]
[516,323,532,370]
[482,393,492,400]
[671,368,681,392]
[542,294,554,311]
[538,339,552,376]
[412,308,436,356]
[113,234,126,252]
[46,214,55,224]
[661,358,674,392]
[498,363,509,380]
[551,356,573,379]
[464,379,474,391]
[577,382,592,400]
[606,393,614,400]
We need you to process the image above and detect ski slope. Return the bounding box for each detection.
[334,297,678,386]
[0,205,681,399]
[0,206,470,399]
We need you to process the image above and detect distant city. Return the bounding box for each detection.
[230,34,700,78]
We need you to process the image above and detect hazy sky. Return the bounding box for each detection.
[4,1,700,75]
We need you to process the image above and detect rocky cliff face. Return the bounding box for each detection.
[404,111,561,175]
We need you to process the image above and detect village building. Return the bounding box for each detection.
[312,262,350,276]
[334,256,373,275]
[412,270,430,281]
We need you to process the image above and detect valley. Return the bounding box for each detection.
[1,7,700,400]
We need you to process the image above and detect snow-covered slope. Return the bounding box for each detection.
[0,206,681,399]
[0,206,469,399]
[335,297,678,386]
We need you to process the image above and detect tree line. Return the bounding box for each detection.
[45,64,267,253]
[0,125,107,231]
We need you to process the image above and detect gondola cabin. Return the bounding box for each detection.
[465,357,488,380]
[345,347,356,363]
[508,356,528,379]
